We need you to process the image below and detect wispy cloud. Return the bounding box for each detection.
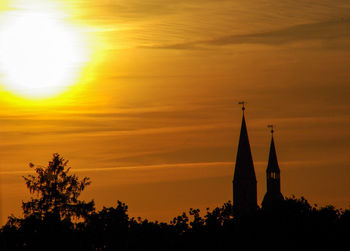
[1,158,345,176]
[143,19,350,49]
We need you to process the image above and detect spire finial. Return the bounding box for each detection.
[238,101,247,112]
[267,125,275,134]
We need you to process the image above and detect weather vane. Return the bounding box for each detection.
[267,125,275,134]
[238,101,247,111]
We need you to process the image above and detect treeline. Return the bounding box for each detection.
[1,198,349,251]
[0,154,349,251]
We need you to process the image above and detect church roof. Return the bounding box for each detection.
[234,113,256,181]
[267,135,280,173]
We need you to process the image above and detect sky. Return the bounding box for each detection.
[0,0,350,224]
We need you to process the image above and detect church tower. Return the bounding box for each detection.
[233,104,257,217]
[262,126,284,208]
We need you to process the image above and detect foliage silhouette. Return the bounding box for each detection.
[21,153,95,221]
[1,154,95,251]
[1,196,349,251]
[0,154,349,251]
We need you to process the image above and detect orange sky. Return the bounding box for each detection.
[0,0,350,225]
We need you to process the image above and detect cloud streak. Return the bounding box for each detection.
[144,19,350,49]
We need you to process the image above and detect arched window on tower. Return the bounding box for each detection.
[269,172,279,179]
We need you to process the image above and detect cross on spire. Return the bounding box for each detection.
[267,125,275,134]
[238,101,247,112]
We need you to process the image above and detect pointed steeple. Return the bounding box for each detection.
[233,104,257,217]
[267,134,279,174]
[234,113,256,180]
[262,126,284,208]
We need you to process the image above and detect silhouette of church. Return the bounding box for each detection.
[262,126,284,208]
[233,104,283,216]
[233,105,257,216]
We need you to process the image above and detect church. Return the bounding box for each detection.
[233,104,283,217]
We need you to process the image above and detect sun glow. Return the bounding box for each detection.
[0,9,89,98]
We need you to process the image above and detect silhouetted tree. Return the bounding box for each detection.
[22,153,95,221]
[1,154,95,251]
[84,201,130,250]
[171,212,189,234]
[204,201,234,230]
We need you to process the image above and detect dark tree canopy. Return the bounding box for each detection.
[22,153,94,221]
[0,154,349,251]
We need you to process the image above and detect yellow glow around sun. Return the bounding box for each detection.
[0,9,89,98]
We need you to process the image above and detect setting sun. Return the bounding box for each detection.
[0,10,88,98]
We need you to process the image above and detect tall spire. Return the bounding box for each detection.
[233,104,257,217]
[234,113,256,180]
[267,134,279,173]
[262,126,284,208]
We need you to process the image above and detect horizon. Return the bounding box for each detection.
[1,0,350,225]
